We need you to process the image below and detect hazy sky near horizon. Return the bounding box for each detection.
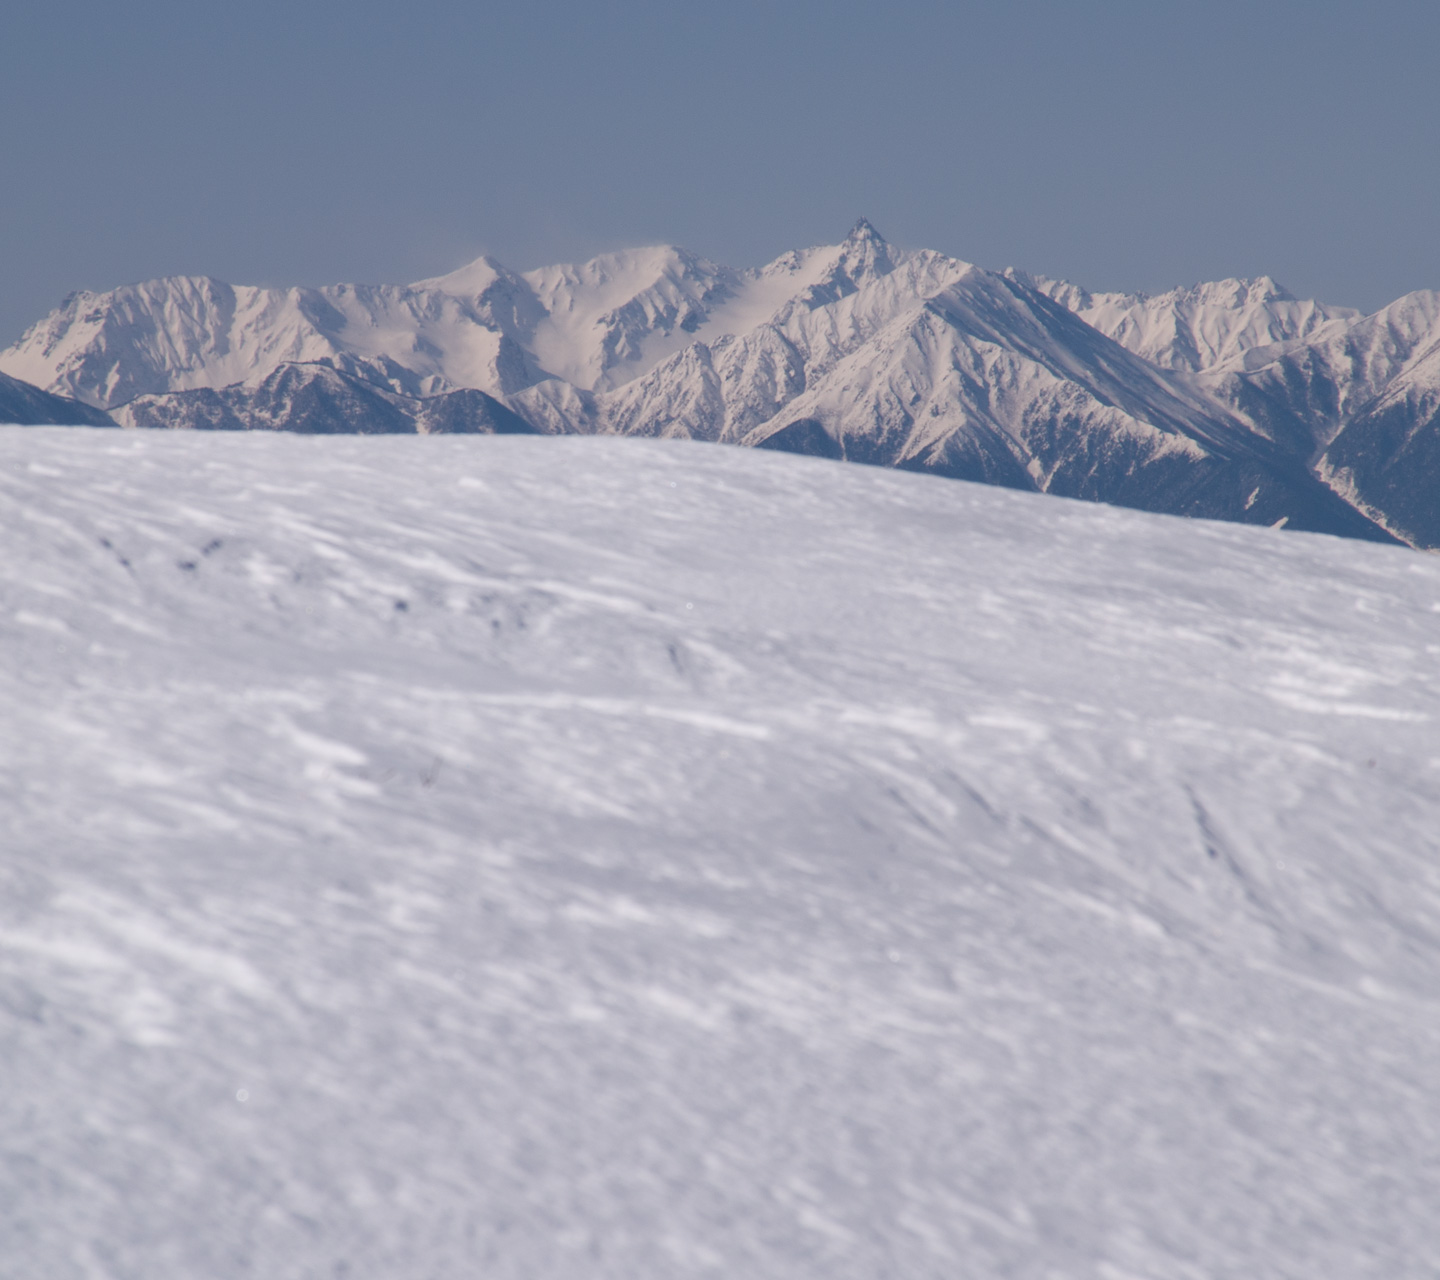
[3,0,1437,343]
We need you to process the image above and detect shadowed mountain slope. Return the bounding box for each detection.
[0,369,114,426]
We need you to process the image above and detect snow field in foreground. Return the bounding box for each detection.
[3,428,1440,1279]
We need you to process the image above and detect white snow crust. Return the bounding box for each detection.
[4,428,1440,1278]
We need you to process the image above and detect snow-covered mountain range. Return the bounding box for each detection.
[7,429,1440,1278]
[5,221,1438,544]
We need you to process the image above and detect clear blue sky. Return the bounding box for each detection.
[3,0,1437,343]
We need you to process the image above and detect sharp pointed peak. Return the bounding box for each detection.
[831,218,896,283]
[845,217,887,244]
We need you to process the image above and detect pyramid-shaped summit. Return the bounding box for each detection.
[836,217,895,281]
[847,216,885,243]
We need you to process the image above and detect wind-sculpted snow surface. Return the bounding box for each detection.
[4,428,1440,1278]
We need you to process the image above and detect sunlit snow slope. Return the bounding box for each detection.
[4,429,1440,1279]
